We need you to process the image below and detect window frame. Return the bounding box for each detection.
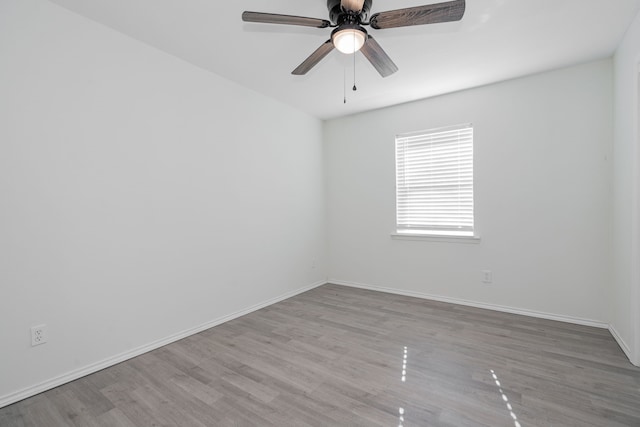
[393,123,478,242]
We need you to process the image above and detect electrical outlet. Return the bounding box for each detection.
[482,270,493,284]
[31,325,47,346]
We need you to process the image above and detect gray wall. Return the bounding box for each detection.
[325,60,613,326]
[613,8,640,366]
[0,0,327,404]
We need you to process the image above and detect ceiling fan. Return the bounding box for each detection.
[242,0,466,78]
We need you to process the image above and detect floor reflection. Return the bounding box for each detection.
[402,346,408,383]
[490,369,522,427]
[398,346,409,426]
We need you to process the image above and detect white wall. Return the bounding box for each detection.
[613,8,640,366]
[325,60,613,325]
[0,0,326,405]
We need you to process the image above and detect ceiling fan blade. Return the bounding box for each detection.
[341,0,365,13]
[242,11,330,28]
[370,0,465,30]
[360,35,398,77]
[292,40,335,75]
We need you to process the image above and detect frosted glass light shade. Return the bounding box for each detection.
[332,28,366,54]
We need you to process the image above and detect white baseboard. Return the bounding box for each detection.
[608,325,639,366]
[330,279,609,329]
[0,280,325,409]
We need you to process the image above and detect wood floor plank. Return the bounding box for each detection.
[0,403,25,427]
[93,408,137,427]
[2,283,640,426]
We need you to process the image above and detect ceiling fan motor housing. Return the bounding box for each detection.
[327,0,372,24]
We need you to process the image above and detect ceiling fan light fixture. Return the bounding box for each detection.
[332,27,366,54]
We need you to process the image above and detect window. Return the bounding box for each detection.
[395,123,474,237]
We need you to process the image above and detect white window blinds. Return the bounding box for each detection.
[395,124,474,236]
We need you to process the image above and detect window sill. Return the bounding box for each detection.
[391,233,481,244]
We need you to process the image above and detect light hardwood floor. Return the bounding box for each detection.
[2,284,640,426]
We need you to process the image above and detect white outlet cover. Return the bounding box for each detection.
[482,270,493,284]
[31,324,47,346]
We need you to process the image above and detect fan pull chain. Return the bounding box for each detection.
[343,67,347,104]
[352,33,357,91]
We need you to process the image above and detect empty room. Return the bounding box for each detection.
[2,0,640,426]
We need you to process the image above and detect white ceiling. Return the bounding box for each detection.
[49,0,640,120]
